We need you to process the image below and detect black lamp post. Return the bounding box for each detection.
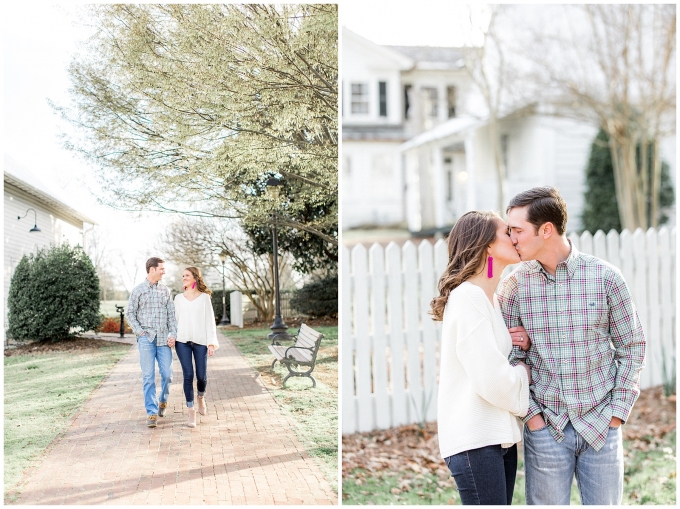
[218,250,230,326]
[266,177,290,342]
[18,208,41,232]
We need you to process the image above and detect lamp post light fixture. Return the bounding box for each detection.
[18,208,41,232]
[266,177,290,342]
[218,250,230,326]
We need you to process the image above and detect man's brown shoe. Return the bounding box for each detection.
[147,415,158,427]
[159,402,168,417]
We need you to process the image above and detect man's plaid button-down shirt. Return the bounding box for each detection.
[127,279,178,346]
[498,243,645,451]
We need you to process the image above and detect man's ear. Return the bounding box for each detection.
[542,222,554,238]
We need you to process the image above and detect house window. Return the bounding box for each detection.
[422,87,438,118]
[351,83,369,114]
[404,84,412,119]
[447,86,457,118]
[501,134,509,175]
[379,81,387,117]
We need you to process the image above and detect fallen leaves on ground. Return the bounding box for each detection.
[343,387,675,488]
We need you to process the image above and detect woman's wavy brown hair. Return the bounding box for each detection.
[184,266,213,296]
[430,211,500,321]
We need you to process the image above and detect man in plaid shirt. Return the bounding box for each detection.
[498,187,645,505]
[127,257,178,428]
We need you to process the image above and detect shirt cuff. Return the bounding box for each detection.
[610,401,631,424]
[522,400,543,424]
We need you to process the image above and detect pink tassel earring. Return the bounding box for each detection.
[192,282,196,289]
[487,256,493,278]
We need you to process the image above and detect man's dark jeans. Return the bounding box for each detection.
[444,444,517,505]
[175,341,208,407]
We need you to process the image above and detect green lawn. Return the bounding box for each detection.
[4,342,131,501]
[343,432,676,505]
[223,326,338,492]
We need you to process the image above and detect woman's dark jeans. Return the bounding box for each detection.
[175,341,208,407]
[444,444,517,505]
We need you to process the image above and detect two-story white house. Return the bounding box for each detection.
[4,155,97,331]
[342,27,676,235]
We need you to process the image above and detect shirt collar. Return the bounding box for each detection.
[537,239,580,280]
[144,278,158,288]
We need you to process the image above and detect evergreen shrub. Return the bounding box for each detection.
[7,244,100,341]
[290,274,338,318]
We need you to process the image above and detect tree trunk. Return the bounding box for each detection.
[650,139,662,228]
[608,133,639,230]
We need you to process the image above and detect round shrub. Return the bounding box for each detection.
[7,244,100,342]
[290,274,338,318]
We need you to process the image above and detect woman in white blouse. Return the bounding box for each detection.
[169,267,219,428]
[430,211,531,505]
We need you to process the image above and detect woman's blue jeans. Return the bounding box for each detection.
[445,444,517,505]
[174,341,208,408]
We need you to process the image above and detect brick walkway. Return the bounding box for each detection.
[12,331,336,505]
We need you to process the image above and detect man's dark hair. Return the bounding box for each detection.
[506,187,568,236]
[146,257,165,273]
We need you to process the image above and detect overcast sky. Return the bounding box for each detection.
[3,3,181,291]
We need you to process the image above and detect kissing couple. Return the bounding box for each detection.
[433,187,646,505]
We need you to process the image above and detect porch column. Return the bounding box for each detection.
[464,132,477,211]
[431,145,446,228]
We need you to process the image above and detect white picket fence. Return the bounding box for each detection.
[342,227,676,435]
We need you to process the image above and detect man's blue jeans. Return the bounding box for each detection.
[137,335,173,416]
[524,421,623,505]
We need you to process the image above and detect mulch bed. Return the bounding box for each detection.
[342,386,676,484]
[4,337,130,357]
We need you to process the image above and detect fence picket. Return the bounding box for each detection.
[419,241,438,422]
[342,246,356,434]
[369,244,390,430]
[632,229,650,390]
[606,230,621,271]
[403,241,421,424]
[351,244,373,432]
[386,242,407,427]
[580,230,593,255]
[343,228,673,435]
[568,232,580,252]
[593,230,607,261]
[646,229,661,387]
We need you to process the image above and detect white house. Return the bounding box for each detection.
[342,28,676,234]
[4,155,97,330]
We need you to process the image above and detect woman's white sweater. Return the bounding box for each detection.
[437,281,529,459]
[174,293,219,349]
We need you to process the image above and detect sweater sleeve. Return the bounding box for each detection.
[457,316,529,418]
[206,295,219,349]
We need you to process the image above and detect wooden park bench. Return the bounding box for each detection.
[268,323,324,388]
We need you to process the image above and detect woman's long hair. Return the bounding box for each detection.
[184,266,213,296]
[430,211,500,321]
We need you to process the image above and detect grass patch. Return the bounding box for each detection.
[344,470,458,505]
[224,326,338,492]
[4,341,131,501]
[624,430,676,504]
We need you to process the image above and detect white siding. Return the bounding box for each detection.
[4,184,85,329]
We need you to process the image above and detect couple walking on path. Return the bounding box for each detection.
[126,258,219,428]
[434,187,646,505]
